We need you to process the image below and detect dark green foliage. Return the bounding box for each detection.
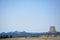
[10,35,12,38]
[0,35,13,39]
[5,35,8,38]
[0,35,8,38]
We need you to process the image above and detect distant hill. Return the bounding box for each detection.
[0,31,60,38]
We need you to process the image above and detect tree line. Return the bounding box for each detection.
[0,35,12,39]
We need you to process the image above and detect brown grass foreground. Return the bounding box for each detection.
[0,37,60,40]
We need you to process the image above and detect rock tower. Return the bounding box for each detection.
[49,26,56,33]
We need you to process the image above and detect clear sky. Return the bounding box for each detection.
[0,0,60,33]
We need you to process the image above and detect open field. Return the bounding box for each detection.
[0,37,60,40]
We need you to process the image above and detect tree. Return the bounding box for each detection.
[10,35,12,38]
[5,35,8,38]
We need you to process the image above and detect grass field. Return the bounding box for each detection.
[0,37,60,40]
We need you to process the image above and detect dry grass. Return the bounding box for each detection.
[0,37,60,40]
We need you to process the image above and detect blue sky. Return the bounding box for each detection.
[0,0,60,33]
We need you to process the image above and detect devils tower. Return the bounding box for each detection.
[49,26,56,33]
